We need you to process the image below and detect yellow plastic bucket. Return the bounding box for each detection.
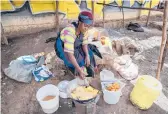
[130,75,162,110]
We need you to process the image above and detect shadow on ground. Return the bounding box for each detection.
[1,27,168,114]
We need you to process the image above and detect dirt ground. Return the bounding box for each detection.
[1,21,168,114]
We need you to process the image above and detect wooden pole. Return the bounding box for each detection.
[1,23,8,45]
[56,0,59,32]
[156,1,168,80]
[103,0,105,28]
[92,0,95,26]
[146,0,152,26]
[161,35,168,70]
[121,1,125,28]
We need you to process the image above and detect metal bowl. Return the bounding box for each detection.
[70,86,101,104]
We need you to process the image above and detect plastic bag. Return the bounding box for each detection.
[113,55,138,80]
[112,37,141,56]
[4,59,37,83]
[113,55,132,65]
[32,65,53,82]
[86,27,109,42]
[86,27,113,55]
[67,79,79,97]
[17,55,38,64]
[118,63,138,80]
[100,69,125,89]
[100,69,114,82]
[4,55,46,83]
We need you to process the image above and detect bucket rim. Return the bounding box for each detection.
[139,75,162,90]
[36,84,59,102]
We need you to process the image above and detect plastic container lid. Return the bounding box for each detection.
[57,80,70,98]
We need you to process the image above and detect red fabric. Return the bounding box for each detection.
[80,11,93,20]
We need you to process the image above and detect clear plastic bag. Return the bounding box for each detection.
[4,59,36,83]
[113,55,139,80]
[118,63,138,80]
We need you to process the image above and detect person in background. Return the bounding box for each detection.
[54,11,102,80]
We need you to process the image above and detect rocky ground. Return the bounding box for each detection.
[1,20,168,114]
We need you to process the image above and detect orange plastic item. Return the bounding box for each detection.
[106,82,120,91]
[101,37,106,45]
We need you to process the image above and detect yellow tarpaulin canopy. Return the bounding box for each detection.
[58,1,80,19]
[29,0,56,14]
[66,1,80,19]
[141,0,160,15]
[11,0,26,8]
[0,0,15,12]
[1,0,162,18]
[29,1,80,19]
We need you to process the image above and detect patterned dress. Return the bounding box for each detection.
[54,22,102,77]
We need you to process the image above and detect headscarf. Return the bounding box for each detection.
[78,11,93,25]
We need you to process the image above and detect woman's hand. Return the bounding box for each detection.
[85,55,90,67]
[78,69,86,80]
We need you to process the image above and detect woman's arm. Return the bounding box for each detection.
[66,52,86,79]
[82,31,89,57]
[82,45,90,66]
[67,53,81,72]
[82,45,89,57]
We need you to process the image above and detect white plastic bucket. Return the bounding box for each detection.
[36,84,59,113]
[103,87,121,104]
[100,69,122,104]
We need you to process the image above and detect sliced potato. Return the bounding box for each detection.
[71,86,98,100]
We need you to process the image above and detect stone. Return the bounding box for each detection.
[7,90,13,95]
[134,55,146,61]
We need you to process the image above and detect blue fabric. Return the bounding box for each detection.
[55,37,93,69]
[78,14,93,25]
[54,22,100,76]
[55,37,96,75]
[55,37,73,68]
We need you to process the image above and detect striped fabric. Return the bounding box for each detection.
[83,31,89,45]
[60,24,88,53]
